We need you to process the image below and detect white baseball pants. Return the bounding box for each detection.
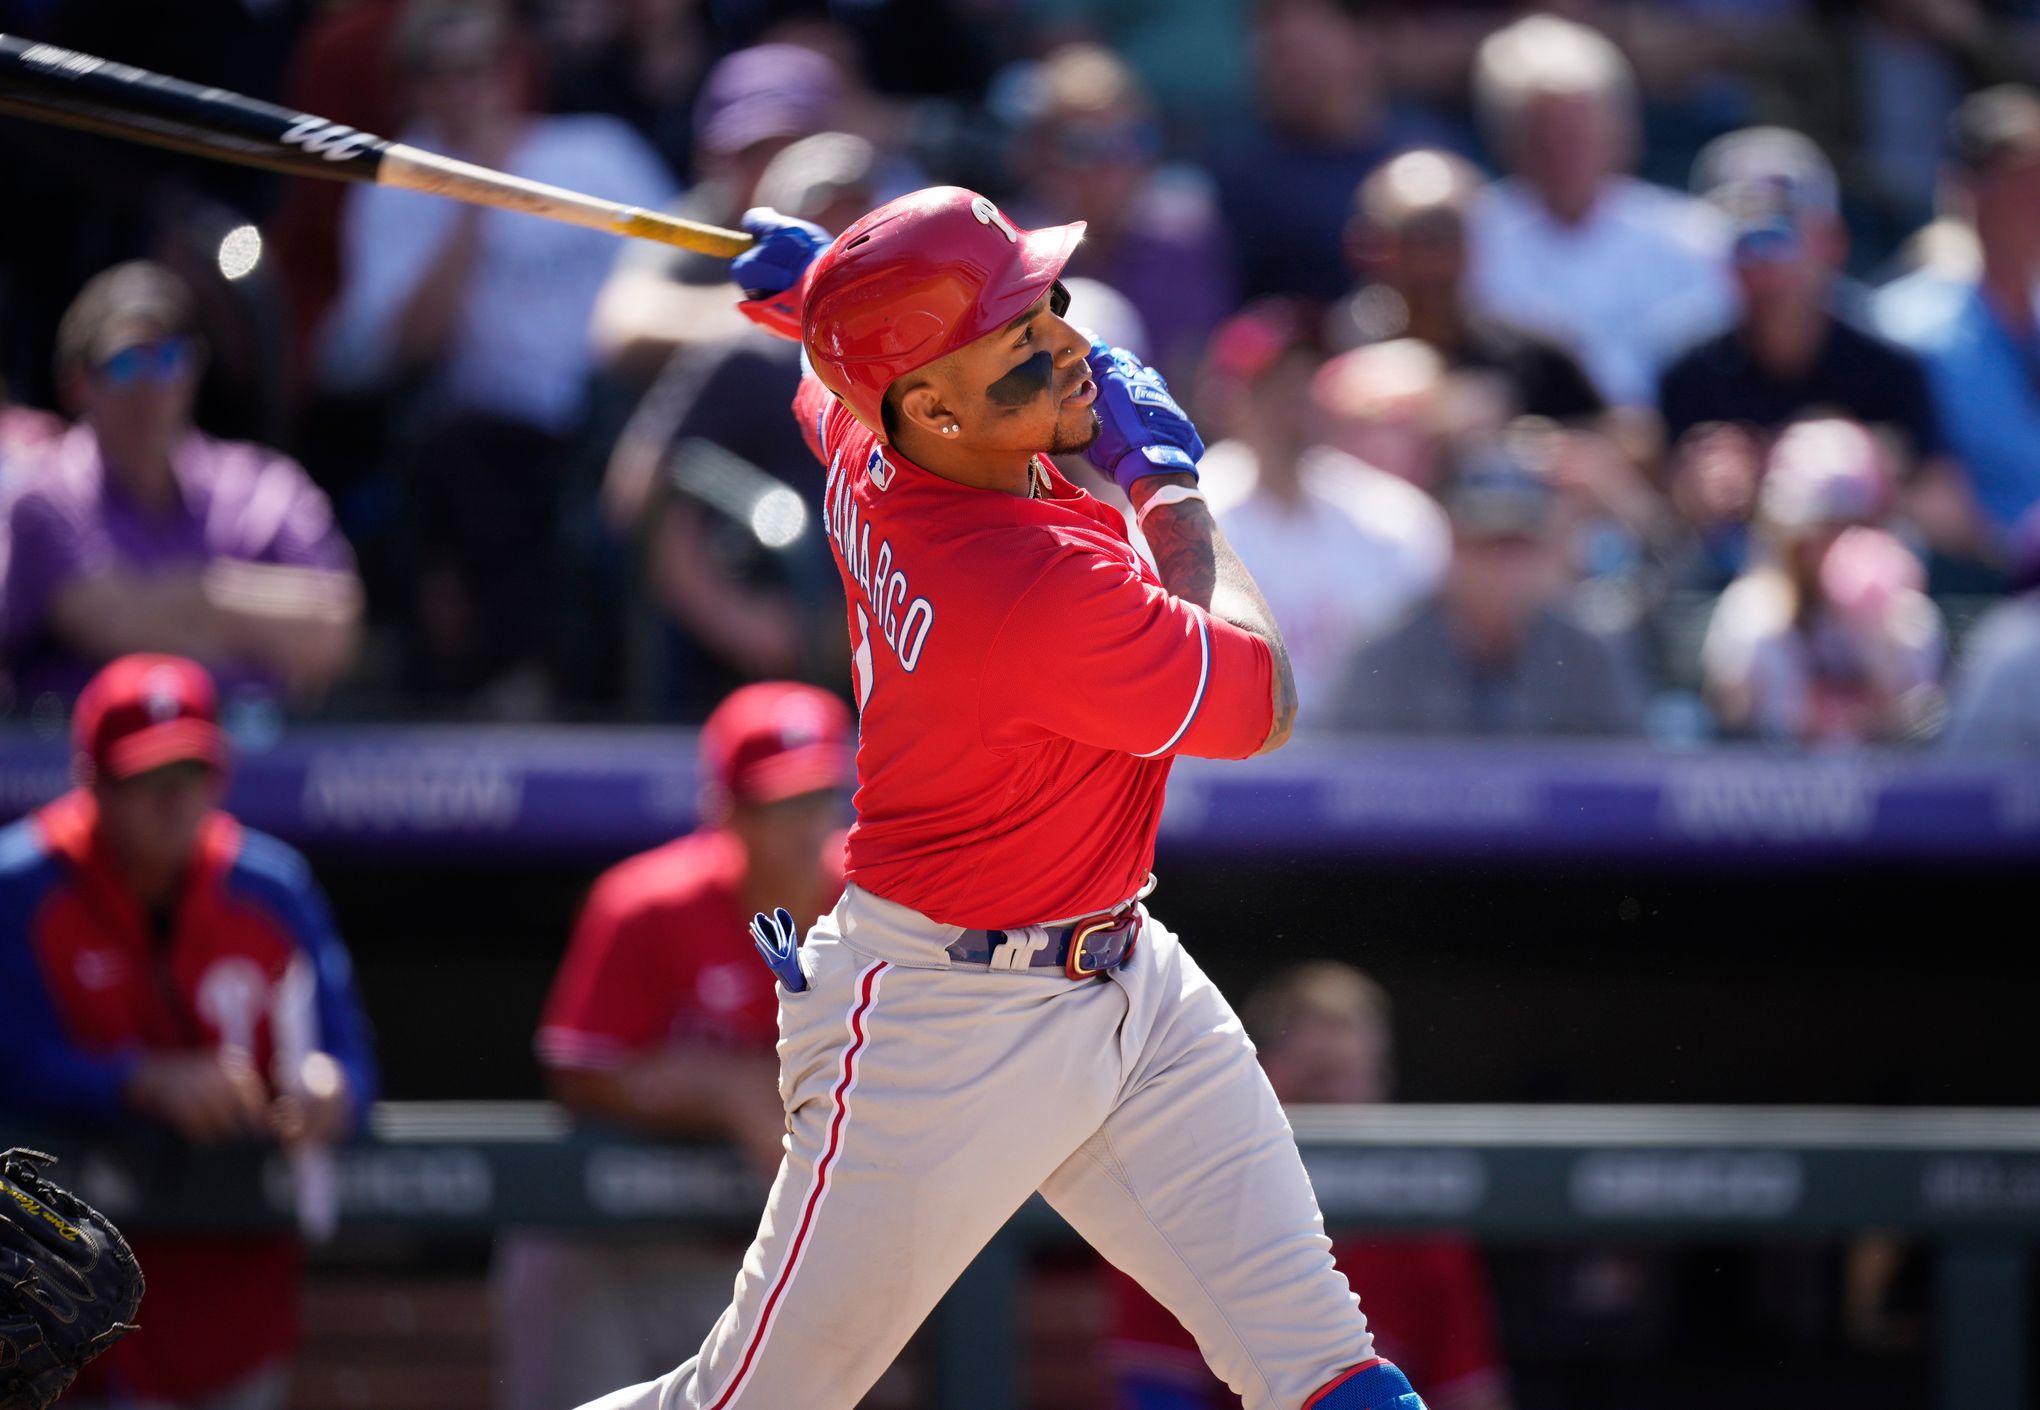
[573,882,1375,1410]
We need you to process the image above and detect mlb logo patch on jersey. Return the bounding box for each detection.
[866,446,894,490]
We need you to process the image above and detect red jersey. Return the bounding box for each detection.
[1106,1236,1507,1407]
[794,378,1274,929]
[537,827,846,1067]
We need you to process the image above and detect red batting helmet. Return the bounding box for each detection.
[800,186,1084,440]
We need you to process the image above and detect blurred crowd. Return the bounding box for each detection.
[4,0,2040,750]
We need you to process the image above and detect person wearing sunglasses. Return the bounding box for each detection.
[2,261,363,706]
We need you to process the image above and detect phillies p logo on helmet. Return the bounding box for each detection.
[970,196,1019,244]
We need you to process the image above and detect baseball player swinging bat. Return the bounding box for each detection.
[571,192,1431,1410]
[0,34,752,258]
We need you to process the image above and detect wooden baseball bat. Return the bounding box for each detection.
[0,33,754,258]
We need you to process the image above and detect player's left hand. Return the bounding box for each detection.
[732,208,830,297]
[734,208,830,341]
[1083,339,1205,493]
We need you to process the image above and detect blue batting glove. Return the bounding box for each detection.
[750,907,806,993]
[731,208,832,298]
[1083,339,1204,493]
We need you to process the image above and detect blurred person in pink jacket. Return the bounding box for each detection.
[1701,418,1946,744]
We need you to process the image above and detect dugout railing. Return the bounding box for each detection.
[5,1103,2033,1410]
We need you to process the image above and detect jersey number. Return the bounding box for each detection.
[851,607,874,710]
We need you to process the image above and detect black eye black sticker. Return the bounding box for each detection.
[986,350,1053,407]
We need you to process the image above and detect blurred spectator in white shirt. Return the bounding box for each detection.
[1701,418,1945,745]
[1465,14,1736,408]
[1941,509,2040,751]
[316,0,675,708]
[1198,301,1449,729]
[319,0,675,436]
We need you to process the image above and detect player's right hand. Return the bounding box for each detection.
[1083,340,1205,493]
[125,1050,271,1144]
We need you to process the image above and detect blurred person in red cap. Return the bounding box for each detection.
[3,262,363,709]
[1105,962,1512,1410]
[1701,418,1947,744]
[499,681,852,1410]
[0,653,379,1410]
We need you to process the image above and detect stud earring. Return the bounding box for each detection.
[944,424,959,435]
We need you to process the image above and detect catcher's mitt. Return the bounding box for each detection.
[0,1150,144,1410]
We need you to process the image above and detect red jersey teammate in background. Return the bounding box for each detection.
[0,654,377,1410]
[500,683,852,1410]
[577,189,1426,1410]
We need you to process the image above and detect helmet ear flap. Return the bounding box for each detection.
[1049,280,1071,317]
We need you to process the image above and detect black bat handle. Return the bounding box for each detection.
[0,32,390,180]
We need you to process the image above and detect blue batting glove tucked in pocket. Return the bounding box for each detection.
[750,907,806,993]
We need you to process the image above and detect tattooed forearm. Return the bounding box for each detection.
[1132,475,1299,753]
[1138,488,1219,608]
